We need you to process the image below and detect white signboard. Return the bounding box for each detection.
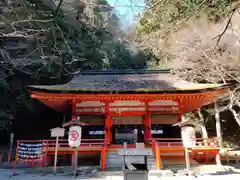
[181,126,196,148]
[68,126,82,148]
[50,127,65,137]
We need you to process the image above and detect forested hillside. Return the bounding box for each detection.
[135,0,240,147]
[0,0,240,147]
[0,0,154,142]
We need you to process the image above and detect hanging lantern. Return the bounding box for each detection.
[68,126,82,148]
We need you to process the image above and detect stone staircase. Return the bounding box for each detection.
[147,154,157,169]
[105,150,122,169]
[105,149,157,170]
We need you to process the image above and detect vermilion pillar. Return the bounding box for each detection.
[144,113,152,142]
[104,103,112,143]
[178,98,184,121]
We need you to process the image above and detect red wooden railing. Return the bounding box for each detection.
[149,138,219,148]
[13,139,106,167]
[45,139,105,150]
[12,137,222,173]
[150,137,220,167]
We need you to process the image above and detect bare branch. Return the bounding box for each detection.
[213,3,240,48]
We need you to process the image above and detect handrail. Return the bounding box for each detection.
[150,137,219,149]
[149,137,219,141]
[17,140,46,143]
[17,139,105,143]
[17,139,106,150]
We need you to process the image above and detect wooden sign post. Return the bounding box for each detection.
[50,127,65,175]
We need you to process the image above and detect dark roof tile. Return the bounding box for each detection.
[29,70,228,93]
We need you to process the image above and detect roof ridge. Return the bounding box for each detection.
[78,69,171,75]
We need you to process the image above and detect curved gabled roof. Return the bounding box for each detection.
[28,69,234,94]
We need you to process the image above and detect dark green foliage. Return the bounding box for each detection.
[137,0,236,34]
[0,0,151,133]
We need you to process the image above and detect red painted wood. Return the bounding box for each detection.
[31,89,228,114]
[104,103,112,143]
[31,92,207,101]
[74,105,179,113]
[72,99,76,114]
[144,114,152,141]
[144,102,152,142]
[178,98,184,122]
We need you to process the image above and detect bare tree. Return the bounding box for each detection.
[132,1,240,150]
[197,109,208,139]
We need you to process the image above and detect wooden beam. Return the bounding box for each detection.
[30,89,229,115]
[144,102,151,142]
[178,97,184,121]
[104,102,112,143]
[31,91,209,101]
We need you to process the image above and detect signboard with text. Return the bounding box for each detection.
[50,127,65,137]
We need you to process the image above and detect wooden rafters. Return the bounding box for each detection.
[30,88,227,101]
[31,88,228,114]
[32,92,203,101]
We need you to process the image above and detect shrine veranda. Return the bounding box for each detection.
[13,69,236,170]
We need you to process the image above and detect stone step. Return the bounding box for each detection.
[105,149,156,169]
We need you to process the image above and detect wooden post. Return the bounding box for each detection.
[184,148,190,171]
[144,113,151,142]
[43,141,48,168]
[101,144,106,170]
[123,142,127,170]
[71,153,75,168]
[53,136,59,175]
[155,142,162,169]
[50,127,65,173]
[105,103,112,143]
[73,148,78,177]
[105,115,112,143]
[12,141,19,176]
[152,140,156,152]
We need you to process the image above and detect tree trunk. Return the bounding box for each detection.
[229,93,240,127]
[214,102,222,166]
[214,102,223,148]
[197,108,208,138]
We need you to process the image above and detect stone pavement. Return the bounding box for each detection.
[1,172,240,180]
[1,165,240,180]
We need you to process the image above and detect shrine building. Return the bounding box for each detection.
[14,69,235,169]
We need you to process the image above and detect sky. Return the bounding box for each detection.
[106,0,146,28]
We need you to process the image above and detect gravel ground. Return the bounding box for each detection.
[1,169,240,180]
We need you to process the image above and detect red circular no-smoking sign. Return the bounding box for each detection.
[70,130,79,141]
